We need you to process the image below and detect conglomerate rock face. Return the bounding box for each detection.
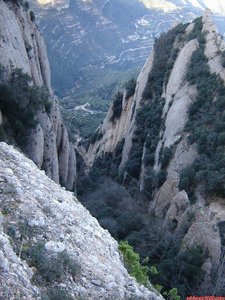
[0,0,76,192]
[82,11,225,282]
[0,0,52,92]
[0,142,163,300]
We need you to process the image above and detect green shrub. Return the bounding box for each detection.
[90,130,103,145]
[125,78,136,100]
[156,170,167,187]
[119,241,149,286]
[143,168,155,195]
[22,242,80,284]
[24,1,29,9]
[110,92,123,122]
[80,177,144,240]
[164,288,181,300]
[42,287,73,300]
[30,11,35,22]
[117,213,144,240]
[0,68,52,145]
[148,236,207,299]
[187,17,203,41]
[142,23,187,101]
[179,166,196,191]
[182,33,225,198]
[161,146,174,169]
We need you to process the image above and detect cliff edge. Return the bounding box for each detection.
[0,141,162,300]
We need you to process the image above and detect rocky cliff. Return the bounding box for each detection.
[82,11,225,295]
[0,141,162,300]
[0,0,76,192]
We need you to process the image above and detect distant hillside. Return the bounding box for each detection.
[31,0,225,97]
[30,0,225,139]
[140,0,225,15]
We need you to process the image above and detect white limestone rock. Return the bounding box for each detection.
[0,142,163,300]
[163,190,190,228]
[24,124,44,169]
[0,0,52,92]
[66,146,77,192]
[149,172,180,217]
[120,51,155,168]
[45,241,66,253]
[0,0,76,192]
[203,11,225,82]
[84,51,155,170]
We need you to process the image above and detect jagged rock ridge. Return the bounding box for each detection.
[0,0,76,192]
[0,141,162,300]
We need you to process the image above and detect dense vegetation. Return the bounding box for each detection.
[110,91,123,122]
[80,177,145,240]
[60,69,139,138]
[0,68,52,145]
[125,78,136,100]
[179,18,225,199]
[125,23,188,198]
[77,19,212,299]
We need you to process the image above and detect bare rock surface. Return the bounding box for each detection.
[163,190,190,228]
[149,173,180,217]
[0,0,76,192]
[182,207,221,267]
[84,52,155,170]
[120,51,155,168]
[85,90,134,169]
[0,142,163,300]
[0,0,52,92]
[80,11,225,288]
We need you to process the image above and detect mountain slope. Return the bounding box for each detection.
[31,0,225,98]
[79,12,225,297]
[31,0,154,95]
[0,141,163,300]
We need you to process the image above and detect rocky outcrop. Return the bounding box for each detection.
[0,0,76,192]
[202,10,225,81]
[163,190,190,228]
[84,11,225,280]
[24,101,77,192]
[84,90,134,169]
[0,0,52,92]
[121,52,155,168]
[0,142,162,300]
[84,52,155,170]
[149,173,180,217]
